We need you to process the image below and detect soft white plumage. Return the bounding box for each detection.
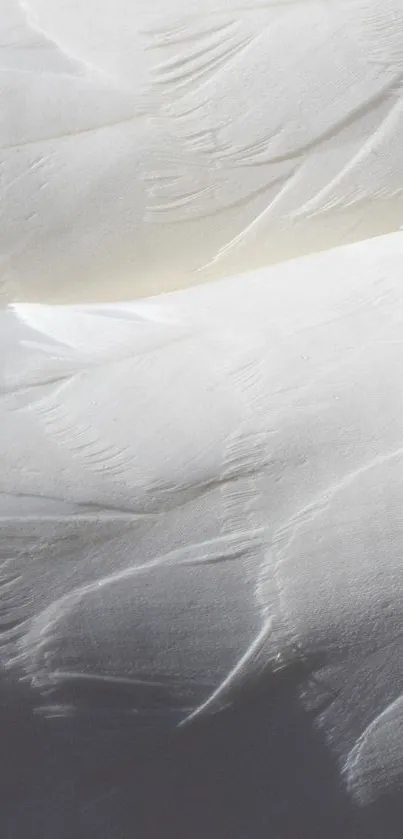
[2,233,403,825]
[2,1,403,837]
[2,0,403,301]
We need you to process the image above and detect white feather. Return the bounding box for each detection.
[2,0,403,820]
[1,0,403,301]
[2,235,403,798]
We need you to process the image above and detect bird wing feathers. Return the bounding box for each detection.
[1,0,403,301]
[2,235,403,795]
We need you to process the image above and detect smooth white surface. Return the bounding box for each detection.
[2,233,403,808]
[2,0,403,301]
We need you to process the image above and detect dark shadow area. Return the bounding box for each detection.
[1,665,395,838]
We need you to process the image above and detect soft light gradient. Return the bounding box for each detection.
[1,2,403,838]
[1,0,403,301]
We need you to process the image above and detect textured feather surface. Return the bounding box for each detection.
[1,0,403,301]
[1,234,403,814]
